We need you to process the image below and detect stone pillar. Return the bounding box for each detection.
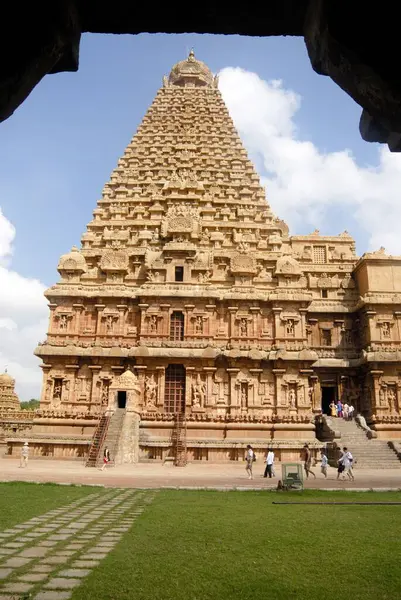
[365,310,377,345]
[95,304,105,338]
[299,308,308,345]
[116,304,128,337]
[89,366,102,413]
[310,375,321,412]
[39,364,52,407]
[203,367,216,407]
[272,368,286,415]
[395,311,401,343]
[370,370,383,413]
[227,368,239,414]
[186,366,195,410]
[155,366,165,409]
[138,303,149,338]
[272,307,282,346]
[228,307,238,339]
[135,366,147,410]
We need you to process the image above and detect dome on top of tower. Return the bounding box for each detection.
[168,50,214,87]
[58,246,87,272]
[0,372,14,386]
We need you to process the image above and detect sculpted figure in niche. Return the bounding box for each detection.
[145,375,157,408]
[106,316,115,333]
[241,385,248,408]
[379,387,386,406]
[53,383,62,400]
[387,387,396,412]
[192,375,206,409]
[149,315,158,334]
[59,315,68,331]
[288,388,296,409]
[381,322,391,339]
[240,318,248,337]
[286,319,295,336]
[101,382,109,407]
[195,316,204,334]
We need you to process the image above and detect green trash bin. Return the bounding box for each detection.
[281,462,304,490]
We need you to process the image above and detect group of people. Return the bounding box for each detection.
[245,445,276,480]
[245,443,355,482]
[329,400,355,420]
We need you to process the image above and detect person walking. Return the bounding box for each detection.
[264,448,275,478]
[343,403,349,420]
[100,446,111,471]
[19,442,29,468]
[337,447,346,480]
[303,443,316,479]
[245,445,255,480]
[343,447,355,481]
[320,449,328,478]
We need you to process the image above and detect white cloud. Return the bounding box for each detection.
[0,210,47,401]
[219,67,401,253]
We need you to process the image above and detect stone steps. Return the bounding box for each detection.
[328,417,401,469]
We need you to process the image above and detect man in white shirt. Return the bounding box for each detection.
[348,405,354,420]
[264,448,275,478]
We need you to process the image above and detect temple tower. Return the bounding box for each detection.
[35,52,401,461]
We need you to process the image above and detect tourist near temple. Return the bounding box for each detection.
[2,51,401,466]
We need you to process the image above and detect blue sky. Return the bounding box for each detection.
[0,33,381,286]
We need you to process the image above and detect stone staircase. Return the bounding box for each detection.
[101,408,126,466]
[330,418,401,469]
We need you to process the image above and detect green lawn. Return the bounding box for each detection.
[0,482,102,529]
[72,490,401,600]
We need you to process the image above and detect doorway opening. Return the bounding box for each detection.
[321,386,336,415]
[117,390,127,409]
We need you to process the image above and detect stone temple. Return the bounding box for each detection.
[4,51,401,464]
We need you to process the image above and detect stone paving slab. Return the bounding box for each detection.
[3,582,34,593]
[18,572,49,582]
[35,592,72,600]
[58,569,91,578]
[44,577,83,589]
[0,569,13,580]
[2,557,32,568]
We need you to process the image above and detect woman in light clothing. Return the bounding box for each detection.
[19,442,29,468]
[245,445,255,480]
[320,450,328,478]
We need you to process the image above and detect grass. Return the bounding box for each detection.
[71,489,401,600]
[0,482,101,529]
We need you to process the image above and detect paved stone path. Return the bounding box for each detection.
[0,489,156,599]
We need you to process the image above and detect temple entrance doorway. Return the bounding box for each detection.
[117,391,127,409]
[321,386,336,415]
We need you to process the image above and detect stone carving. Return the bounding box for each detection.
[145,375,157,408]
[100,250,129,272]
[230,253,257,275]
[192,374,206,409]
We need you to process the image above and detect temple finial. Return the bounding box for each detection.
[188,48,195,60]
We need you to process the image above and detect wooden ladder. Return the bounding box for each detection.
[85,413,111,467]
[173,411,187,467]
